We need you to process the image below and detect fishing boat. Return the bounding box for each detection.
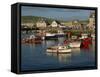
[69,41,81,48]
[80,37,92,49]
[79,33,88,39]
[55,33,65,37]
[47,45,71,53]
[55,32,65,37]
[22,35,42,44]
[63,39,81,48]
[45,33,56,40]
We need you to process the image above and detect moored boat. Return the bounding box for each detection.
[22,35,42,44]
[80,37,92,49]
[69,41,81,48]
[47,45,71,53]
[45,33,56,40]
[79,33,88,39]
[55,32,65,37]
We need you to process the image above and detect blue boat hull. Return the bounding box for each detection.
[45,36,57,40]
[45,34,65,40]
[55,34,65,37]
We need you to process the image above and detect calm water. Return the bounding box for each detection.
[21,35,95,71]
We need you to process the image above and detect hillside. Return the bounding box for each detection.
[21,16,88,25]
[21,16,63,23]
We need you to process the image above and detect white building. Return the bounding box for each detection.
[21,22,34,28]
[87,12,95,30]
[36,19,49,28]
[72,20,82,30]
[51,20,61,27]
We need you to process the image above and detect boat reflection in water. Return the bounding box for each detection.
[46,52,71,63]
[46,48,81,63]
[92,40,95,51]
[71,48,81,56]
[21,33,95,71]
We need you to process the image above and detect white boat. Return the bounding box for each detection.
[56,32,65,37]
[45,33,56,39]
[46,52,71,63]
[46,33,56,37]
[69,41,81,48]
[91,34,95,40]
[79,33,88,39]
[47,46,71,53]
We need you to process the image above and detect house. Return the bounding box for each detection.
[70,20,82,30]
[72,20,82,28]
[36,19,49,28]
[50,20,61,27]
[87,12,95,30]
[63,20,82,30]
[21,22,34,28]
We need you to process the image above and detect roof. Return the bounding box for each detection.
[54,20,61,24]
[37,18,50,25]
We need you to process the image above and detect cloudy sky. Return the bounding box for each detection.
[21,6,95,21]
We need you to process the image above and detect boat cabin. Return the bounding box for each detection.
[81,33,88,39]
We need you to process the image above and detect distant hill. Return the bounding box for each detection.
[21,16,63,23]
[21,16,88,25]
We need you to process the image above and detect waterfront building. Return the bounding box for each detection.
[50,20,61,27]
[87,12,95,30]
[21,22,34,28]
[63,20,82,30]
[36,18,49,28]
[72,20,82,30]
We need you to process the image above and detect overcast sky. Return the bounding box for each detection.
[21,6,95,21]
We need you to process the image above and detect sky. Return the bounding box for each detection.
[21,6,95,21]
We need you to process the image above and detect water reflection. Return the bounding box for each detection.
[71,48,81,55]
[21,33,95,71]
[46,48,81,63]
[46,52,71,63]
[92,40,95,51]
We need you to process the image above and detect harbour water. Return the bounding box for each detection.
[21,33,95,71]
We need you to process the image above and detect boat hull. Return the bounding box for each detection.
[69,42,81,48]
[45,35,65,40]
[47,49,71,53]
[45,36,57,40]
[55,34,65,37]
[21,39,42,44]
